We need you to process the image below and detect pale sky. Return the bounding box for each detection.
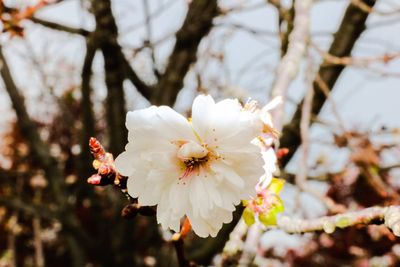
[1,0,400,171]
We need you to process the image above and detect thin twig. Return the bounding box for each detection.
[312,42,400,67]
[142,0,160,78]
[314,74,347,132]
[296,56,345,213]
[30,16,90,36]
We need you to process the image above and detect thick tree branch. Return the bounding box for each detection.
[91,0,128,155]
[79,38,97,178]
[279,0,377,167]
[277,206,400,236]
[153,0,219,106]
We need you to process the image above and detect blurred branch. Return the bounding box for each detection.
[172,238,193,267]
[91,0,127,155]
[381,164,400,171]
[312,42,400,67]
[121,56,153,100]
[0,46,91,265]
[280,4,295,57]
[296,57,314,188]
[91,0,155,154]
[296,61,346,213]
[267,0,295,57]
[30,16,91,36]
[270,0,313,132]
[279,0,377,167]
[281,172,328,184]
[314,73,347,131]
[238,223,261,266]
[122,0,177,34]
[79,38,97,179]
[0,46,66,204]
[153,0,219,106]
[213,21,278,36]
[277,205,400,236]
[0,196,57,220]
[0,195,92,252]
[142,0,160,78]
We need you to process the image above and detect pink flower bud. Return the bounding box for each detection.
[87,174,102,185]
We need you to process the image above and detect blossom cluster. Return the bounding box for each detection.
[115,95,280,237]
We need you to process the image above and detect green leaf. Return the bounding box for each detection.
[270,195,285,213]
[259,197,284,226]
[268,178,285,194]
[243,207,255,226]
[259,212,277,226]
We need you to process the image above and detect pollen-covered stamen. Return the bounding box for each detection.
[177,141,209,179]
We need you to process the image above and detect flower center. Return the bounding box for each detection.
[177,141,209,179]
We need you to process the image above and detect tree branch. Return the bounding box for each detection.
[0,196,58,220]
[277,206,400,236]
[121,56,153,100]
[30,16,90,36]
[0,46,93,261]
[91,0,128,155]
[0,46,66,204]
[279,0,377,167]
[270,0,313,132]
[153,0,219,106]
[79,37,97,179]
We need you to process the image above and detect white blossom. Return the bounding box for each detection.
[248,97,281,189]
[115,95,266,237]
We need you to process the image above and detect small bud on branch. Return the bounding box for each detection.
[87,137,128,189]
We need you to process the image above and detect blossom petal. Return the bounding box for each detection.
[114,151,135,176]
